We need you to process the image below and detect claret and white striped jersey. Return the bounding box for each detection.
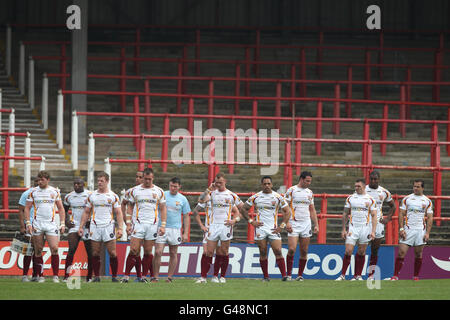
[86,190,120,225]
[127,184,166,224]
[64,190,91,225]
[284,185,314,222]
[344,193,377,226]
[246,191,288,228]
[365,185,393,220]
[207,189,242,225]
[400,193,433,230]
[26,186,61,222]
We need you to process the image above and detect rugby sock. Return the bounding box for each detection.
[368,255,378,276]
[276,257,287,277]
[394,257,404,277]
[87,256,93,280]
[110,256,118,278]
[213,255,224,277]
[51,255,59,276]
[92,256,101,277]
[341,254,351,276]
[200,254,212,278]
[414,258,422,277]
[354,254,365,277]
[32,255,39,277]
[125,254,137,276]
[23,255,32,276]
[220,255,229,278]
[298,258,307,277]
[135,256,142,278]
[142,254,153,277]
[286,255,294,276]
[64,254,74,277]
[259,258,269,279]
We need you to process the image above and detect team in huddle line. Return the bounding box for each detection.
[17,168,433,283]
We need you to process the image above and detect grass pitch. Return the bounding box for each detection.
[1,277,450,300]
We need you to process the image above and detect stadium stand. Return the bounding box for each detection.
[1,24,450,247]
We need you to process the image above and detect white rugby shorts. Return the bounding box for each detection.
[255,225,281,241]
[206,223,233,242]
[90,222,116,242]
[399,228,426,247]
[130,222,159,241]
[156,227,182,245]
[288,219,312,238]
[32,220,59,237]
[346,223,372,245]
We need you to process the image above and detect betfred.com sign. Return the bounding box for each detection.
[107,243,398,279]
[0,241,88,276]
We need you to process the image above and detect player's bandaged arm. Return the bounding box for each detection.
[398,208,406,230]
[370,208,377,234]
[238,202,252,222]
[24,202,33,232]
[342,207,350,232]
[114,206,124,230]
[199,186,212,201]
[159,202,167,229]
[125,202,134,224]
[56,200,66,230]
[192,203,206,230]
[279,205,291,228]
[385,200,396,222]
[426,211,433,235]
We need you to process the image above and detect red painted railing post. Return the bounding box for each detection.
[161,115,169,172]
[138,135,146,172]
[251,100,258,154]
[187,98,194,152]
[134,27,141,75]
[182,46,188,94]
[275,82,281,130]
[346,65,352,117]
[364,50,371,99]
[208,80,214,129]
[333,83,340,135]
[177,62,183,113]
[2,135,10,219]
[295,120,302,176]
[318,196,327,244]
[284,140,292,188]
[381,104,388,156]
[144,80,151,131]
[235,64,240,115]
[433,140,442,226]
[316,101,322,156]
[362,120,370,179]
[228,118,235,174]
[431,122,438,167]
[399,85,406,138]
[393,197,400,245]
[299,48,306,97]
[247,206,255,244]
[133,96,140,150]
[120,47,126,112]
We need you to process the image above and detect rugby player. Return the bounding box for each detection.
[336,178,377,281]
[195,173,243,283]
[153,177,190,282]
[121,167,167,283]
[62,178,93,282]
[284,171,319,281]
[391,180,433,281]
[78,172,123,282]
[24,171,66,283]
[239,176,291,281]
